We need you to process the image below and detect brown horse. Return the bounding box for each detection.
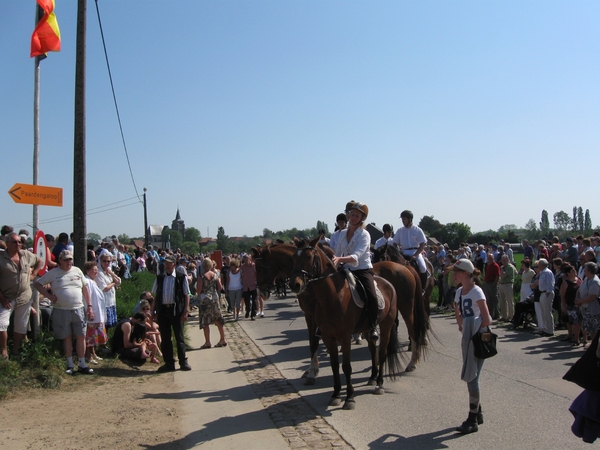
[291,238,430,372]
[294,243,401,409]
[372,243,435,313]
[251,242,333,384]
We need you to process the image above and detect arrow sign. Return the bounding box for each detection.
[8,183,63,207]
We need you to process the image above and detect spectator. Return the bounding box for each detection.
[519,259,535,302]
[83,261,107,365]
[133,291,154,315]
[152,255,191,372]
[534,258,555,337]
[329,212,348,251]
[560,264,582,346]
[34,250,94,374]
[563,237,579,267]
[241,255,258,320]
[111,312,151,361]
[0,232,43,358]
[51,232,69,261]
[197,258,226,349]
[138,299,161,363]
[227,258,243,321]
[498,255,516,322]
[96,254,121,329]
[483,253,500,320]
[523,240,534,262]
[504,243,515,266]
[575,262,600,349]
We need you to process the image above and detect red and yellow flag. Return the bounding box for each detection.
[30,0,61,58]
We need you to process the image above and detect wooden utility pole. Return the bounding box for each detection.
[143,188,149,248]
[73,0,86,269]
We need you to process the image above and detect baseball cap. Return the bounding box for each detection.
[164,255,176,263]
[451,259,474,273]
[59,250,74,260]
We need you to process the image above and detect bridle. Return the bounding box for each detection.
[291,246,322,288]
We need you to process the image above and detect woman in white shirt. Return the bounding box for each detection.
[453,258,492,434]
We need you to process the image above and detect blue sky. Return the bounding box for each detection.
[1,1,599,240]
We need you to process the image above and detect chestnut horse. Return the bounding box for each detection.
[294,243,400,409]
[372,243,435,312]
[291,238,430,373]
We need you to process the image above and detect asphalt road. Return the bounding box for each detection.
[238,295,593,450]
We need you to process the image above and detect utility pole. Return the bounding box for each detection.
[73,0,86,268]
[143,188,149,248]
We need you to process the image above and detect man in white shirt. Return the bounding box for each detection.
[392,210,428,289]
[535,258,555,336]
[374,224,394,250]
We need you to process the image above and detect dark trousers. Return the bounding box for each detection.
[352,269,378,328]
[157,307,187,366]
[243,289,257,318]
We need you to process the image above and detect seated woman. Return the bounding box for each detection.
[197,258,227,348]
[111,313,153,361]
[138,299,161,362]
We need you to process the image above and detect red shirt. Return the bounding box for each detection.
[484,262,500,283]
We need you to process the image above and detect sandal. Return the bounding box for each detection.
[215,342,228,348]
[200,343,212,349]
[78,366,94,375]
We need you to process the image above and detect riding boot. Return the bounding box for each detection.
[369,306,379,341]
[456,412,478,434]
[477,404,483,425]
[419,271,427,293]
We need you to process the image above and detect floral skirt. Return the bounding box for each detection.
[582,308,600,334]
[199,296,223,328]
[105,305,118,328]
[86,322,108,347]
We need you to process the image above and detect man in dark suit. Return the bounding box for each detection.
[152,255,191,372]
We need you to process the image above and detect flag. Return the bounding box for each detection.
[30,0,61,58]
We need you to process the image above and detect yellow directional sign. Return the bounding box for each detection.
[8,183,63,207]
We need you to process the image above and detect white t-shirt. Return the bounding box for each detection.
[37,267,88,310]
[374,236,394,250]
[228,270,243,290]
[454,285,486,319]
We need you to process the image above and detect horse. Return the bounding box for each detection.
[251,242,325,384]
[293,242,401,409]
[291,238,430,373]
[372,243,435,314]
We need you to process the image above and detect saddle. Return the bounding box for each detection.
[344,268,385,310]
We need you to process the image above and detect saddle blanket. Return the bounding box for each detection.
[345,268,385,310]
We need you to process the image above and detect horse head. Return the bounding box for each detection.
[289,237,335,294]
[372,243,407,265]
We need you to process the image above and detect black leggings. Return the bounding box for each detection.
[352,269,378,328]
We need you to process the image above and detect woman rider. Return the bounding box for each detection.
[331,202,379,341]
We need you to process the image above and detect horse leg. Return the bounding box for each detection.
[405,342,418,372]
[302,315,320,384]
[324,336,342,407]
[374,323,391,395]
[341,340,355,410]
[367,338,379,386]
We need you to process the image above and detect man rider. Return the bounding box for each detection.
[392,210,428,290]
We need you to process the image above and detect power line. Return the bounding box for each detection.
[94,0,141,201]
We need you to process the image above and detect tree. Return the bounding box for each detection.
[553,211,571,236]
[418,215,443,238]
[577,207,584,232]
[216,226,230,253]
[584,209,592,231]
[184,226,201,243]
[439,222,471,249]
[540,210,550,236]
[572,206,578,232]
[117,233,130,244]
[523,219,539,240]
[162,228,182,250]
[316,220,329,236]
[263,228,273,239]
[181,241,200,255]
[86,233,101,245]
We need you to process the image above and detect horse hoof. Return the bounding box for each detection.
[304,377,316,386]
[343,399,356,410]
[367,378,377,386]
[374,387,385,395]
[405,364,416,373]
[301,371,308,379]
[329,397,342,407]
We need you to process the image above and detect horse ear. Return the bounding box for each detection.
[293,237,300,245]
[250,247,260,259]
[309,236,320,248]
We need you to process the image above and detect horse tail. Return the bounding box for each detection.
[385,322,402,381]
[411,267,430,358]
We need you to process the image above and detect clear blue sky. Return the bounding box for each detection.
[2,1,599,240]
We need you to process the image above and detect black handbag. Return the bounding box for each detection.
[471,328,498,359]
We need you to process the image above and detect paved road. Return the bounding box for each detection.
[237,295,591,449]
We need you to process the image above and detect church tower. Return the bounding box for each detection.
[171,208,186,238]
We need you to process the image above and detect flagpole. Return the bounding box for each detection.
[33,56,40,235]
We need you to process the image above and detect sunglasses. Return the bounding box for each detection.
[9,241,21,245]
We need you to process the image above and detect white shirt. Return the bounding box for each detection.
[96,267,117,308]
[392,225,426,256]
[334,227,372,270]
[374,236,394,250]
[329,229,344,251]
[36,266,88,310]
[85,275,106,323]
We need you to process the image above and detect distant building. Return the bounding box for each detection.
[171,208,185,238]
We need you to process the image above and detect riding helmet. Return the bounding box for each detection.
[336,213,347,223]
[400,210,414,220]
[345,200,356,213]
[382,223,393,233]
[352,202,369,219]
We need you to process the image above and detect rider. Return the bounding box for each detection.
[374,224,394,250]
[331,202,380,341]
[393,210,428,290]
[329,213,348,251]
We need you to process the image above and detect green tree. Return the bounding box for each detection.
[86,233,101,245]
[584,209,592,231]
[216,226,231,253]
[117,233,130,244]
[263,228,273,239]
[577,207,584,232]
[572,206,578,231]
[184,226,201,243]
[316,221,329,236]
[418,215,444,238]
[540,210,550,236]
[439,223,471,249]
[553,211,571,236]
[162,228,182,250]
[523,219,539,240]
[181,241,200,255]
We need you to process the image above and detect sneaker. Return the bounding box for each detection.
[260,312,265,317]
[86,357,99,365]
[94,355,103,361]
